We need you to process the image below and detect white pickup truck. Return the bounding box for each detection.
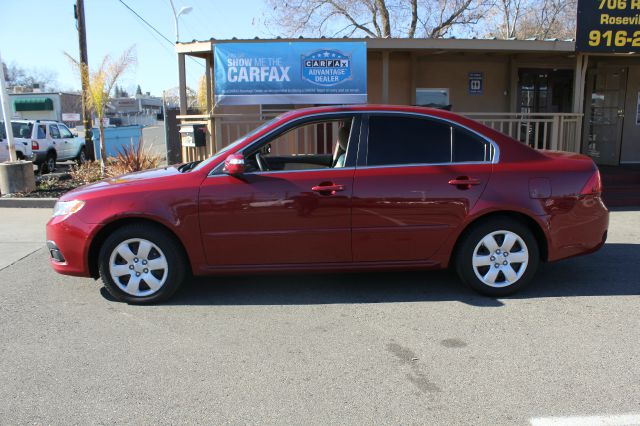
[0,120,86,173]
[0,121,34,162]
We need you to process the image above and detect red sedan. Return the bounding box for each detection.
[46,105,609,304]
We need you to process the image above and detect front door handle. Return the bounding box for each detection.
[448,177,481,190]
[312,183,344,195]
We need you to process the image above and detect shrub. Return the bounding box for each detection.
[70,161,103,185]
[107,139,161,177]
[37,176,60,191]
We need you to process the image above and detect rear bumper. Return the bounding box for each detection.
[45,214,98,277]
[545,195,609,262]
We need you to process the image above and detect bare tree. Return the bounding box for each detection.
[265,0,490,38]
[422,0,488,38]
[525,0,576,39]
[2,62,58,91]
[486,0,576,39]
[66,47,137,175]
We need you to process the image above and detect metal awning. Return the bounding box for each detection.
[13,97,54,112]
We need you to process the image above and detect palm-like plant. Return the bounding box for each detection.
[66,47,136,175]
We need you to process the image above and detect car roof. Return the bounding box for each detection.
[11,119,59,124]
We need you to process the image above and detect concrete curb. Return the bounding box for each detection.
[0,198,57,208]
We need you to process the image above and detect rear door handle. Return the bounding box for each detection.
[448,178,480,186]
[312,183,345,195]
[448,177,481,190]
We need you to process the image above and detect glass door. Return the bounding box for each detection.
[583,67,627,166]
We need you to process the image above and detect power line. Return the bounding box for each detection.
[115,0,205,69]
[117,0,174,45]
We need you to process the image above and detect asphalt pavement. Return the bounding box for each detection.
[0,208,638,425]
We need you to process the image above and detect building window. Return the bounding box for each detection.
[415,88,450,108]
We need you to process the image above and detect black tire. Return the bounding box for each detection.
[455,217,539,297]
[76,147,87,165]
[43,152,56,173]
[16,152,24,160]
[98,223,187,304]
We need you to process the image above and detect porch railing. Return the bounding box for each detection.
[462,112,583,153]
[178,112,584,162]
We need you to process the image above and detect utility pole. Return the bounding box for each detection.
[0,50,17,163]
[75,0,95,160]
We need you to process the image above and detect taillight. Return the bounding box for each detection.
[31,140,39,150]
[580,170,602,195]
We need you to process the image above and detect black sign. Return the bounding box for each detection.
[577,0,640,52]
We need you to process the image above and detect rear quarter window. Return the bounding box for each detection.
[453,128,491,162]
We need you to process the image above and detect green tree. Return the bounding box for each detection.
[66,46,137,175]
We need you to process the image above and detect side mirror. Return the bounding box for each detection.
[224,153,245,176]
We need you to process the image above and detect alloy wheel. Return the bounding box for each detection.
[47,157,56,173]
[108,238,168,296]
[471,230,529,288]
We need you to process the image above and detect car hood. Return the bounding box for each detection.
[60,166,186,201]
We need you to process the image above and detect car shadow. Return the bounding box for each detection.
[101,243,640,307]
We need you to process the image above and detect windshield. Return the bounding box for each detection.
[192,118,279,172]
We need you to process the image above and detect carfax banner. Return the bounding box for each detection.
[214,42,367,105]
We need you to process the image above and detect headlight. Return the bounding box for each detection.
[52,200,85,217]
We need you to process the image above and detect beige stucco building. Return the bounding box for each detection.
[175,37,640,167]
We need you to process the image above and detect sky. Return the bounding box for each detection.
[0,0,269,96]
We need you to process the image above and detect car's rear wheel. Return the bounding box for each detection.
[455,218,539,297]
[43,152,56,173]
[98,223,186,304]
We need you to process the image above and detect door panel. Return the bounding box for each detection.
[198,169,354,266]
[583,67,627,166]
[57,124,75,159]
[352,164,491,262]
[48,124,63,157]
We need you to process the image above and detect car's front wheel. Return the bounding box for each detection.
[455,218,539,297]
[98,223,187,304]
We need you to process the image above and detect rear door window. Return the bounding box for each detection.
[367,115,452,166]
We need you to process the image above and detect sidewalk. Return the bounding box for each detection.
[0,208,51,270]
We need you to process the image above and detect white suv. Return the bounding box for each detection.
[0,121,34,162]
[12,120,87,173]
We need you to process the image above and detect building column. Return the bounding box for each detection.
[509,55,518,112]
[410,53,417,106]
[382,51,390,104]
[178,53,187,115]
[572,53,589,153]
[573,53,589,114]
[205,53,214,156]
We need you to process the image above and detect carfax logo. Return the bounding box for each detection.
[302,49,352,86]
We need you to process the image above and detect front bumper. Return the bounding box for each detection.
[46,213,99,277]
